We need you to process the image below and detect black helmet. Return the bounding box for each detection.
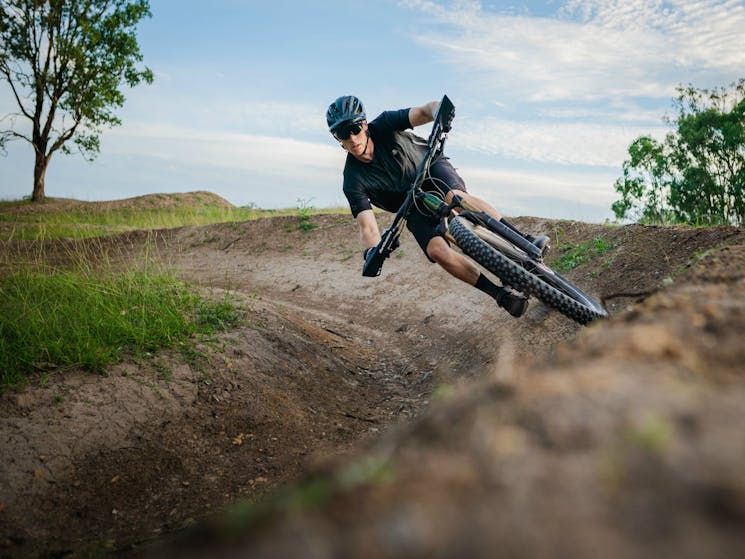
[326,95,366,133]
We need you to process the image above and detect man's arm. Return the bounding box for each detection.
[355,209,381,249]
[408,100,440,127]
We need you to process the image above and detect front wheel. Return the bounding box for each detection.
[448,217,608,325]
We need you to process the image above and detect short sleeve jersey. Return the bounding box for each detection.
[342,108,428,217]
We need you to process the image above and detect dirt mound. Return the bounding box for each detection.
[172,242,745,559]
[2,191,234,216]
[1,211,743,558]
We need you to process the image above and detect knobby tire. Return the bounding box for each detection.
[449,217,608,325]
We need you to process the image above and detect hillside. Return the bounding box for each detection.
[0,199,743,558]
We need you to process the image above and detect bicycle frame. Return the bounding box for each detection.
[363,94,542,277]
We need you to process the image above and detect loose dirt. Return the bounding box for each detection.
[1,195,743,558]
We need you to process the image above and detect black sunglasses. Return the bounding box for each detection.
[334,121,364,141]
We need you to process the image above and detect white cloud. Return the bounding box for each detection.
[403,0,745,103]
[457,163,619,221]
[121,87,327,138]
[0,120,348,207]
[203,101,326,136]
[398,0,742,170]
[563,0,745,67]
[535,101,668,124]
[462,164,614,203]
[106,123,343,180]
[452,117,667,166]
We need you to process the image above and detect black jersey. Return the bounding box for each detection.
[342,108,429,217]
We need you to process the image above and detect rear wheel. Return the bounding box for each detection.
[449,217,608,325]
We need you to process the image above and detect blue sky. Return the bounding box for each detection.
[2,0,744,222]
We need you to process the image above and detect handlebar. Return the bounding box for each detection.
[427,95,455,153]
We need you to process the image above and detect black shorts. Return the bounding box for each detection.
[406,157,467,263]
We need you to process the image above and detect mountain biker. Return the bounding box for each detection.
[326,95,549,318]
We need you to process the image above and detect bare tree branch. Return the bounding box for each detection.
[0,64,34,120]
[0,129,32,145]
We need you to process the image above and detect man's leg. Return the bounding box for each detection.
[444,189,550,254]
[425,235,479,284]
[425,236,528,318]
[429,160,547,251]
[444,189,502,221]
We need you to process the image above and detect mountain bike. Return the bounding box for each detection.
[362,95,608,325]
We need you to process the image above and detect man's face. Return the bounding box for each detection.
[336,121,368,156]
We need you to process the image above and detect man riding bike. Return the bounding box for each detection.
[326,95,549,318]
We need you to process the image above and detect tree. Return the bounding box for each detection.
[0,0,153,202]
[613,79,745,225]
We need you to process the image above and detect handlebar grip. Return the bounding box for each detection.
[362,245,386,277]
[436,95,455,132]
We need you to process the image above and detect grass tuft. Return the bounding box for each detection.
[0,253,241,391]
[551,236,615,272]
[0,201,347,241]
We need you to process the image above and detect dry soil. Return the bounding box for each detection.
[1,194,744,558]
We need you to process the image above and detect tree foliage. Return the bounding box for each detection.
[613,79,745,226]
[0,0,153,201]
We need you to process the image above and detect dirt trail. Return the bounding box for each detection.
[1,209,744,558]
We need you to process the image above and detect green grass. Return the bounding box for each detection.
[0,262,242,391]
[0,201,347,241]
[551,236,615,272]
[0,195,347,390]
